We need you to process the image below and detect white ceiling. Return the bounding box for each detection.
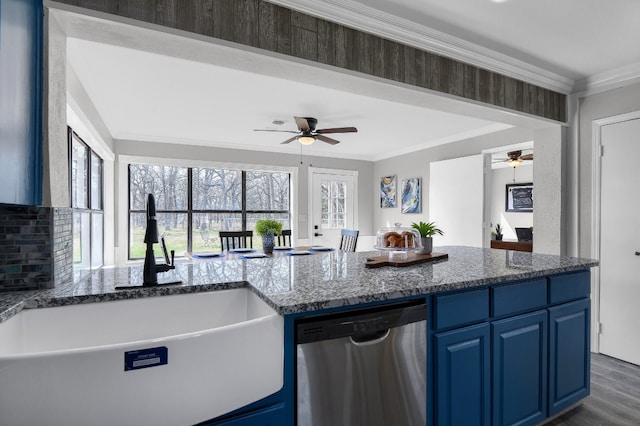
[56,0,640,162]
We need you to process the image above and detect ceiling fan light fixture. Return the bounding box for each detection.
[298,135,315,145]
[508,159,522,168]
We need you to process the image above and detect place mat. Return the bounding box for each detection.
[273,246,294,251]
[287,250,311,256]
[229,248,256,253]
[365,252,448,268]
[191,252,224,259]
[308,246,335,252]
[241,253,268,259]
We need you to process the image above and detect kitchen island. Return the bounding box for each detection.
[0,246,597,426]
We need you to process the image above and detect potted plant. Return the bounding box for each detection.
[255,219,283,254]
[411,221,444,254]
[495,223,503,241]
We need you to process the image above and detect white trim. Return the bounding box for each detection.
[268,0,574,94]
[307,167,359,246]
[574,62,640,96]
[115,154,298,266]
[591,110,640,352]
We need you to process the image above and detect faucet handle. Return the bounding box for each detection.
[170,250,175,267]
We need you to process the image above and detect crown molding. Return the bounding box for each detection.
[268,0,574,94]
[573,61,640,97]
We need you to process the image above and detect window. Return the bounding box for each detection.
[69,129,103,270]
[321,180,346,229]
[128,164,291,259]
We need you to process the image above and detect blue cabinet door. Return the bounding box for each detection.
[0,0,43,205]
[206,403,285,426]
[548,298,590,416]
[492,310,548,426]
[435,322,490,426]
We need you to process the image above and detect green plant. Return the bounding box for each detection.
[411,221,444,238]
[495,223,503,236]
[255,219,283,237]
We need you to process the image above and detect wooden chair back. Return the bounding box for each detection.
[339,229,359,252]
[219,231,253,251]
[277,230,292,247]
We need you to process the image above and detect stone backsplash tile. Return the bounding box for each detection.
[0,204,74,292]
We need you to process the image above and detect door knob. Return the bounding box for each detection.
[314,232,323,237]
[635,252,640,256]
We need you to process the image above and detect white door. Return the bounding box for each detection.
[310,168,357,248]
[599,117,640,366]
[429,154,485,247]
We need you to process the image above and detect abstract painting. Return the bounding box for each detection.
[401,178,421,213]
[380,176,397,208]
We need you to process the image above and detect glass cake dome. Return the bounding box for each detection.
[374,223,422,259]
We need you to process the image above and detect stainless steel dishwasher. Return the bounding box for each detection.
[296,300,427,426]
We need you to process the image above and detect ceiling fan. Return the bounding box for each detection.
[494,150,534,167]
[254,116,357,145]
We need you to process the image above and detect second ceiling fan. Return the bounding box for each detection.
[254,116,357,145]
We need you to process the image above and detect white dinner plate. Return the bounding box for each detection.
[191,252,224,258]
[241,253,268,259]
[308,246,334,252]
[287,250,311,256]
[229,248,256,253]
[273,246,293,251]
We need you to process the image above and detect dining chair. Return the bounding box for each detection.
[219,231,253,250]
[339,229,359,252]
[277,230,292,247]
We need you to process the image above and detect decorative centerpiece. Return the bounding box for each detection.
[494,223,503,241]
[255,219,283,254]
[374,223,422,261]
[411,221,444,255]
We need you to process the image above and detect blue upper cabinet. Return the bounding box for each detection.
[0,0,43,205]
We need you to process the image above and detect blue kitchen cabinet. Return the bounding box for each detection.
[492,310,548,426]
[548,298,590,416]
[204,402,285,426]
[0,0,43,205]
[434,322,491,426]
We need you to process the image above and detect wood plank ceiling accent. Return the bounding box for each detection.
[56,0,567,122]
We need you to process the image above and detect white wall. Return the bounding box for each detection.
[578,82,640,258]
[374,126,535,229]
[490,164,533,241]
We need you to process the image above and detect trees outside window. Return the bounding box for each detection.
[128,164,291,259]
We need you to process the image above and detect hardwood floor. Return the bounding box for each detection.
[545,353,640,425]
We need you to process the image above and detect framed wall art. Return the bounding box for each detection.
[401,177,421,213]
[380,175,397,208]
[506,182,533,212]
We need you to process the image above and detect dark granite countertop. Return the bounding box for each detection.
[0,246,598,323]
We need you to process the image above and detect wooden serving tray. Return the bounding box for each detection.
[365,252,448,268]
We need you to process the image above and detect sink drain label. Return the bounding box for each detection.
[124,346,168,371]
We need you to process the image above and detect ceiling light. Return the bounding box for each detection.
[298,135,315,145]
[508,159,522,168]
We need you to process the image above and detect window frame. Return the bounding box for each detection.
[127,164,292,259]
[68,127,104,269]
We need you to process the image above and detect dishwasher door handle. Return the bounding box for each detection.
[349,329,391,346]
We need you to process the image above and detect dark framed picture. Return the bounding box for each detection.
[506,183,533,212]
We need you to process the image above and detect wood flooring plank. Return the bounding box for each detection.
[544,353,640,425]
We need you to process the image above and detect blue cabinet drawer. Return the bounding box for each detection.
[548,271,590,305]
[492,279,547,318]
[207,403,285,426]
[434,288,489,330]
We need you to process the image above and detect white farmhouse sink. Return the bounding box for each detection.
[0,289,283,426]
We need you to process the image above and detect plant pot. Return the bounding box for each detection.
[495,235,503,241]
[416,237,433,254]
[262,234,275,254]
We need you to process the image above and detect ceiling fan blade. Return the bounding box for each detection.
[520,154,534,161]
[316,134,340,145]
[254,129,299,133]
[294,116,310,132]
[280,136,299,144]
[316,127,358,134]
